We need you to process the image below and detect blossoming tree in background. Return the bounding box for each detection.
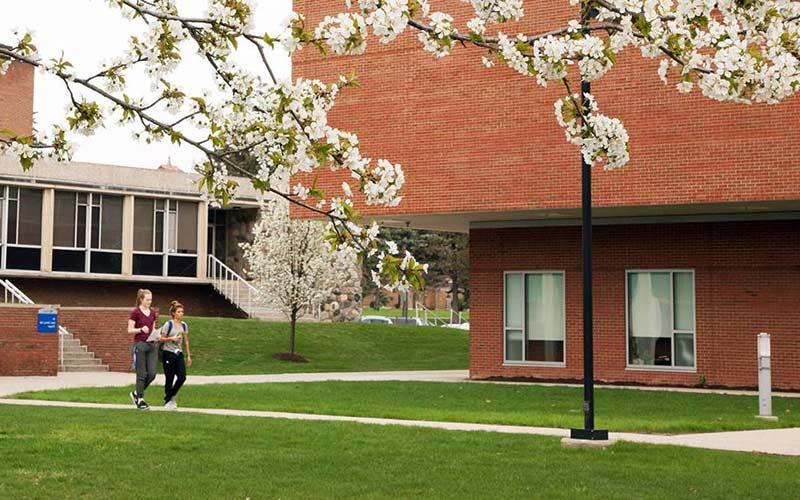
[0,0,798,290]
[244,201,356,360]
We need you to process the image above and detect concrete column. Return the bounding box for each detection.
[196,201,208,279]
[121,195,134,276]
[40,188,54,272]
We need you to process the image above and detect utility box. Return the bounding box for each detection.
[37,308,58,334]
[757,332,775,420]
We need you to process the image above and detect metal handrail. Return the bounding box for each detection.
[414,302,464,326]
[208,255,259,318]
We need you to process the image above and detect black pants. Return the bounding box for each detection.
[162,351,187,402]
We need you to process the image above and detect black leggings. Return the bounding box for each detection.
[162,351,187,402]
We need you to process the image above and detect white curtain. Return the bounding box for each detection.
[629,272,670,338]
[526,273,564,341]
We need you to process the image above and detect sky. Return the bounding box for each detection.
[1,0,292,171]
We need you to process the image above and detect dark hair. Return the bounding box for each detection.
[169,300,184,317]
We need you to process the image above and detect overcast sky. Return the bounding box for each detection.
[2,0,292,171]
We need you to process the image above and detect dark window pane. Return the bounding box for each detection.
[17,188,41,245]
[168,255,197,277]
[134,199,154,252]
[101,195,123,250]
[77,205,87,248]
[675,333,695,367]
[629,337,672,366]
[90,251,122,274]
[7,200,17,244]
[91,206,100,248]
[154,214,164,252]
[78,193,88,204]
[525,340,564,363]
[133,253,163,276]
[53,249,86,272]
[177,201,198,254]
[54,192,77,247]
[6,246,40,270]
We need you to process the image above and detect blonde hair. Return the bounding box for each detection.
[169,300,184,318]
[136,289,152,306]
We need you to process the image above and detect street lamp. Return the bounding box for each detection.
[570,2,609,442]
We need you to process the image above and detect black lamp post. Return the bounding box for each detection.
[570,2,608,442]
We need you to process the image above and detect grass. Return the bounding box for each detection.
[1,405,798,499]
[363,307,470,320]
[161,316,467,375]
[14,381,800,434]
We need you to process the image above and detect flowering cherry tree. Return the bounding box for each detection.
[1,0,798,290]
[244,201,355,360]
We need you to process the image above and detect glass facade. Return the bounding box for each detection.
[133,197,198,277]
[1,186,42,270]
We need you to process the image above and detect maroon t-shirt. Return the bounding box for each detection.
[130,307,157,343]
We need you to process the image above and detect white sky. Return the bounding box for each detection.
[1,0,292,171]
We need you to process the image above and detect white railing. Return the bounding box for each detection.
[208,255,258,318]
[0,278,70,365]
[413,303,464,327]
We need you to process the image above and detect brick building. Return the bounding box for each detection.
[294,1,800,389]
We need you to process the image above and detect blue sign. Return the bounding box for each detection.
[37,308,58,334]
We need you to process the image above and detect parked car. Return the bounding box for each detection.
[359,315,394,324]
[391,317,426,326]
[441,322,470,331]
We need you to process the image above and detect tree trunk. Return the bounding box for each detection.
[289,310,297,356]
[450,276,461,324]
[401,290,409,319]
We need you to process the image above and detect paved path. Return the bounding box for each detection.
[2,397,798,457]
[3,370,799,399]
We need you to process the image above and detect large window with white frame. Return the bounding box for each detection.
[1,185,42,270]
[52,191,123,274]
[133,198,198,277]
[504,271,565,364]
[626,270,695,369]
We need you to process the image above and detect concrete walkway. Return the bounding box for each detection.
[2,397,798,457]
[3,370,799,399]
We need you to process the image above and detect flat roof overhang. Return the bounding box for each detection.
[370,200,800,233]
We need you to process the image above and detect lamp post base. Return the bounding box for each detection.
[569,428,609,441]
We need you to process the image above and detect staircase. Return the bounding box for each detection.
[0,278,109,372]
[208,255,284,321]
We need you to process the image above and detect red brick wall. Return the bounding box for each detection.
[293,1,800,218]
[59,307,134,372]
[0,61,34,137]
[470,221,800,390]
[0,304,58,375]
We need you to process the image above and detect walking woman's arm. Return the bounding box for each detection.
[127,319,142,335]
[184,327,192,367]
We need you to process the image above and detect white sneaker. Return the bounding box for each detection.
[164,399,177,411]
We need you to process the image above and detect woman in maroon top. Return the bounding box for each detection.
[127,289,158,410]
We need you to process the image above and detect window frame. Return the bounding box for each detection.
[0,185,43,270]
[51,191,123,275]
[503,270,567,367]
[625,269,697,372]
[133,197,198,278]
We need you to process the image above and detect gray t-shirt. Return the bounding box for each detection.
[161,320,187,354]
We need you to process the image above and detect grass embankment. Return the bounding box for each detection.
[15,381,800,434]
[363,307,470,320]
[165,316,467,375]
[1,405,798,499]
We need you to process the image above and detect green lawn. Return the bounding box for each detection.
[1,405,797,499]
[363,307,470,320]
[162,316,467,374]
[14,381,800,433]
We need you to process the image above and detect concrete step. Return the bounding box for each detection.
[60,357,105,367]
[58,364,109,372]
[62,352,96,361]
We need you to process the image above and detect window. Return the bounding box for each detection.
[133,197,198,277]
[504,272,565,364]
[627,271,695,369]
[1,186,42,270]
[52,191,123,274]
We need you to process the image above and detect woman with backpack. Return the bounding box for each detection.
[159,300,192,410]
